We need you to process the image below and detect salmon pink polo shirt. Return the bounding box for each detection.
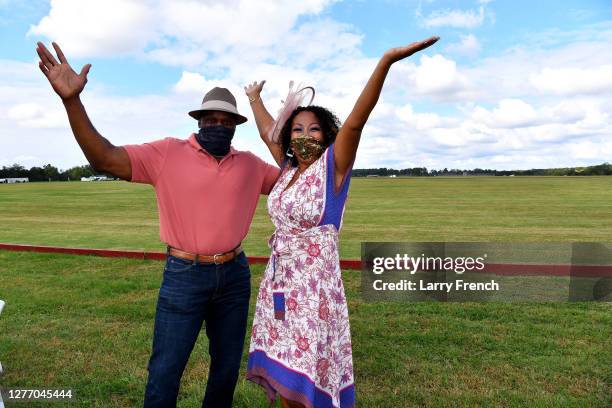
[123,134,280,255]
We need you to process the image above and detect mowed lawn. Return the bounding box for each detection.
[1,176,611,257]
[1,177,611,407]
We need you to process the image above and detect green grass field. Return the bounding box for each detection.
[1,177,611,257]
[1,177,611,407]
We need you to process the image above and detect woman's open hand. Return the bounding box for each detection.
[383,36,440,64]
[244,80,266,102]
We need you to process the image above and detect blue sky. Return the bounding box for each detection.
[1,0,611,170]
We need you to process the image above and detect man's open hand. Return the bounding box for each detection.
[36,42,91,100]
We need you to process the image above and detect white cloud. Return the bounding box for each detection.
[7,102,68,129]
[546,101,587,124]
[395,104,457,130]
[530,65,612,96]
[471,99,541,129]
[421,6,485,29]
[412,54,470,98]
[451,28,612,103]
[7,102,43,121]
[351,92,611,170]
[28,0,159,57]
[0,58,284,169]
[173,72,219,95]
[5,2,611,171]
[445,34,481,57]
[569,140,612,160]
[28,0,340,66]
[155,0,330,50]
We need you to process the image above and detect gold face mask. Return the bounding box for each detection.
[289,135,325,161]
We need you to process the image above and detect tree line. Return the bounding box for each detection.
[1,162,610,182]
[0,164,113,181]
[352,162,612,177]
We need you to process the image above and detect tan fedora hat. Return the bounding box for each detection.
[188,87,248,124]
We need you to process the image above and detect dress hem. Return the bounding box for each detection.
[246,350,355,408]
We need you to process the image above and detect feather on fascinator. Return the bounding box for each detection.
[268,81,315,144]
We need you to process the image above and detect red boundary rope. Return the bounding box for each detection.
[1,243,610,277]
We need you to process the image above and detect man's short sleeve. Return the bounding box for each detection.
[123,138,171,185]
[260,159,281,195]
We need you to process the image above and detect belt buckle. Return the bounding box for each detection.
[213,253,223,265]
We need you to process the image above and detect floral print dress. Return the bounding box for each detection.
[246,143,355,408]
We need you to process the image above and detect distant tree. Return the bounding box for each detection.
[42,164,61,181]
[63,165,95,180]
[0,164,28,178]
[28,166,47,181]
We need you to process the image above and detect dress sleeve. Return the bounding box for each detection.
[326,142,354,195]
[122,138,171,185]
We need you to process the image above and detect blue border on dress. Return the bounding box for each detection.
[319,143,352,230]
[247,349,355,408]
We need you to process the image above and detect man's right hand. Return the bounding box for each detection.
[35,41,131,181]
[37,42,91,101]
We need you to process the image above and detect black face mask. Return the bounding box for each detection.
[196,125,235,156]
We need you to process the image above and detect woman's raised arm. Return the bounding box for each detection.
[333,36,440,186]
[244,81,284,166]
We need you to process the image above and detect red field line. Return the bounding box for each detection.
[1,243,610,276]
[0,242,361,269]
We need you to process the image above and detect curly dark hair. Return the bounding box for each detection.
[280,105,341,167]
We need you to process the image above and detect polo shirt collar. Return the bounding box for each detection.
[188,133,239,157]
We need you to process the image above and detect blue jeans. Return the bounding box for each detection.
[143,252,251,408]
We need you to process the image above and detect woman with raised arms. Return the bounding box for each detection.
[243,36,439,408]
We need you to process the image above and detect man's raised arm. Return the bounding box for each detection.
[36,41,131,180]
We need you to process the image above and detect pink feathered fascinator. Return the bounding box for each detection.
[267,81,315,144]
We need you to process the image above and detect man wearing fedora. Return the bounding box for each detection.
[36,42,280,407]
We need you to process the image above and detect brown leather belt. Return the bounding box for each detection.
[166,244,243,264]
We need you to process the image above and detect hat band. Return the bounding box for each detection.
[199,100,239,113]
